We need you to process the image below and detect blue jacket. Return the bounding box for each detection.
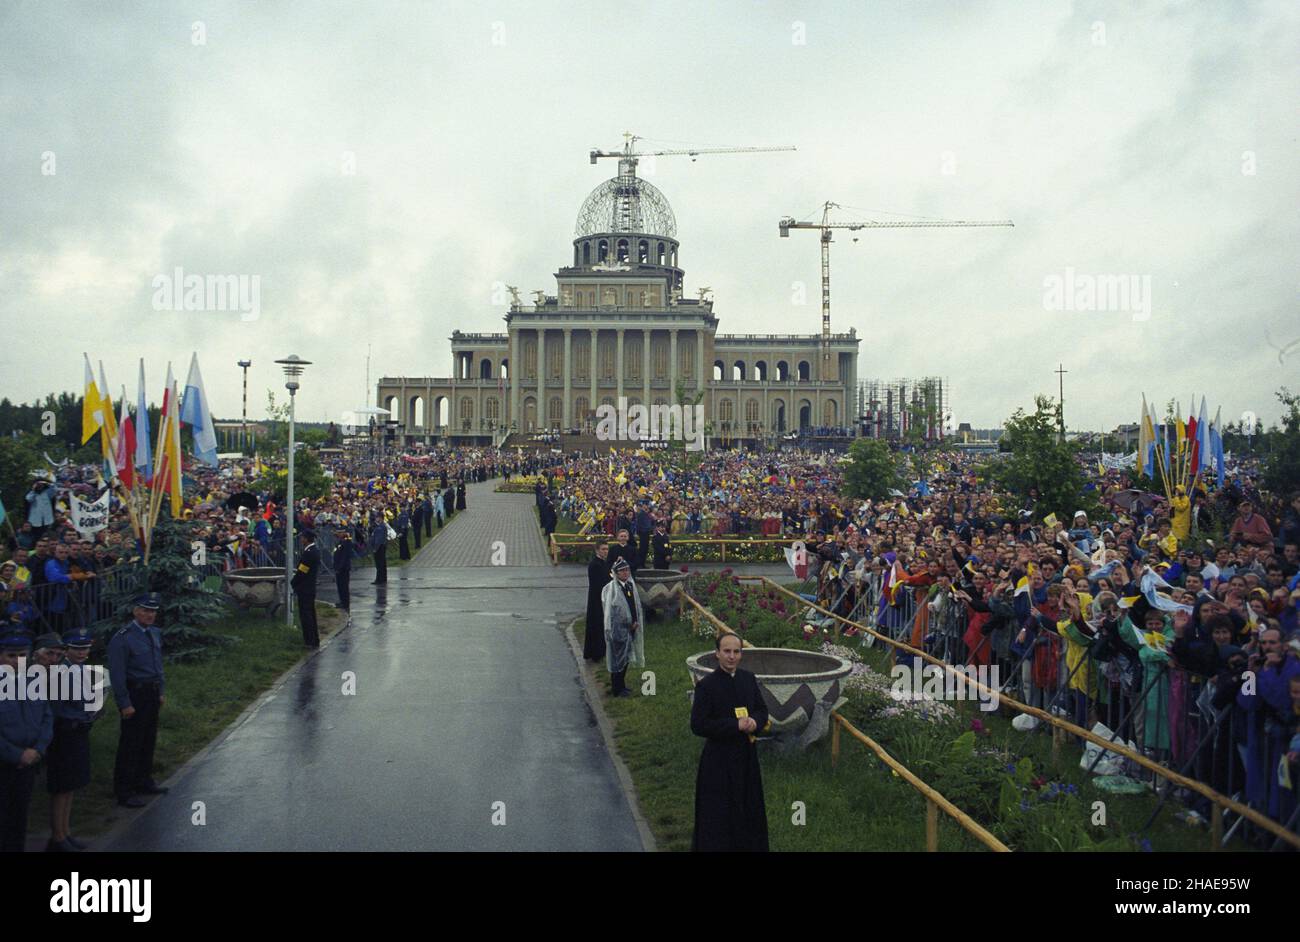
[107,620,165,710]
[0,686,53,765]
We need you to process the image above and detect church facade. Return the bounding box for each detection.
[377,163,859,447]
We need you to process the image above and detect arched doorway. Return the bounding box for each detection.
[523,396,537,432]
[772,399,787,434]
[798,400,812,430]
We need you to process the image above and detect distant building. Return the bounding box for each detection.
[377,159,859,446]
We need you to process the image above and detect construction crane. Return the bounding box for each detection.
[590,132,795,176]
[779,202,1013,380]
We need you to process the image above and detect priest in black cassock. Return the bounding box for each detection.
[691,632,769,851]
[583,542,610,662]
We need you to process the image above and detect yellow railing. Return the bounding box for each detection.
[831,713,1010,852]
[548,533,791,565]
[745,575,1300,852]
[685,589,1008,851]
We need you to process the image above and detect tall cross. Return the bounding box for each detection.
[1055,364,1068,439]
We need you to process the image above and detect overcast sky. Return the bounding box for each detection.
[2,1,1297,432]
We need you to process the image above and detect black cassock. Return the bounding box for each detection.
[691,667,769,852]
[583,555,609,661]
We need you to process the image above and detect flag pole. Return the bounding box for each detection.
[144,375,172,562]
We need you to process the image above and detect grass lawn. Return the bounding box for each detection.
[27,602,345,844]
[574,610,1230,852]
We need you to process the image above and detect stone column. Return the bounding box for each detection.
[509,328,520,432]
[616,328,625,404]
[537,327,547,430]
[589,327,598,430]
[563,327,572,429]
[695,328,704,394]
[669,328,678,403]
[642,326,651,407]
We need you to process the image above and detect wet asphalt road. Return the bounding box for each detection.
[101,482,643,852]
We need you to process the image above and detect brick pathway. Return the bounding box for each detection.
[410,478,551,568]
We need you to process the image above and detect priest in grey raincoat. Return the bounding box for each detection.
[602,557,645,697]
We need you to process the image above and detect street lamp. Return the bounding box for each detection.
[237,359,252,450]
[275,354,311,628]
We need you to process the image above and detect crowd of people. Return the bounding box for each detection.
[539,445,1300,834]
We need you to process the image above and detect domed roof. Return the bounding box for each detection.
[574,174,677,239]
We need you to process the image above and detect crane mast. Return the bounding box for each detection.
[780,202,1013,381]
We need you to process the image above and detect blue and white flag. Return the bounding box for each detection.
[180,352,219,467]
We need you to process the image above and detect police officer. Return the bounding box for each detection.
[369,510,388,585]
[292,528,321,648]
[108,594,167,808]
[332,528,354,614]
[45,627,100,852]
[0,631,52,851]
[652,521,672,570]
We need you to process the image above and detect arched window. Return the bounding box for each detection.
[600,337,615,380]
[626,337,640,380]
[582,242,591,265]
[434,396,449,428]
[409,396,424,427]
[745,399,760,427]
[656,241,665,265]
[500,358,509,379]
[485,397,500,422]
[598,240,608,262]
[480,359,492,380]
[575,396,589,423]
[713,360,725,381]
[823,399,838,426]
[776,360,789,382]
[549,340,563,379]
[384,396,400,424]
[638,240,649,263]
[459,397,474,424]
[548,397,563,427]
[679,336,694,378]
[617,239,629,262]
[797,360,811,382]
[652,334,668,379]
[718,398,734,423]
[753,360,768,382]
[524,339,537,379]
[732,360,745,382]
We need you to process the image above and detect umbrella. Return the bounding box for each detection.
[1111,489,1160,514]
[225,491,259,511]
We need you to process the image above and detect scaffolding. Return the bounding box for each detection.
[856,377,950,442]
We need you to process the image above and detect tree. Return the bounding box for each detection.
[1263,387,1300,496]
[0,433,44,522]
[990,395,1097,519]
[844,438,903,500]
[252,449,332,502]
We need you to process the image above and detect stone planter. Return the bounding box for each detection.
[686,647,851,752]
[223,567,286,615]
[633,569,690,615]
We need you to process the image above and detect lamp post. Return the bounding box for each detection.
[275,355,311,628]
[237,359,252,450]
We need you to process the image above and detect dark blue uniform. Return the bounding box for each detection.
[108,618,165,802]
[292,541,321,647]
[333,537,354,612]
[1,645,54,851]
[46,654,100,794]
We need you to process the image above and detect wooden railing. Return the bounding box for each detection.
[685,589,1007,851]
[831,713,1010,852]
[746,575,1300,852]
